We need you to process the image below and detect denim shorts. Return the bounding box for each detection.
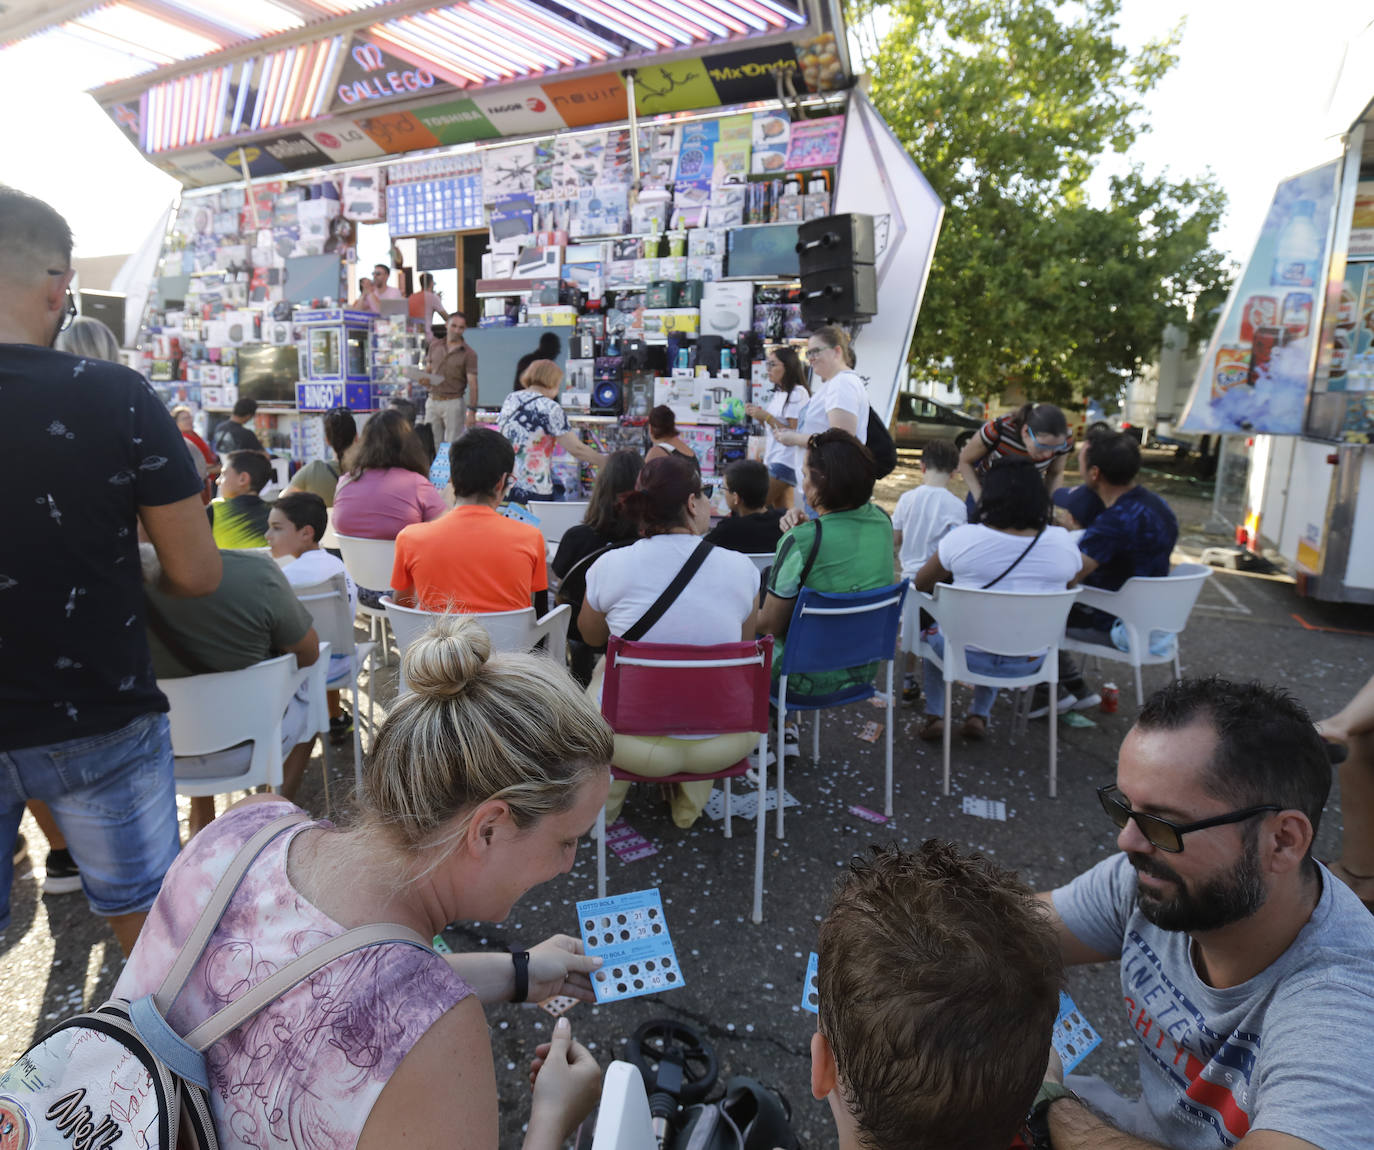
[767,461,797,486]
[1,712,181,930]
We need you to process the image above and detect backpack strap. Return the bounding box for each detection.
[623,538,714,642]
[154,812,307,1011]
[183,922,433,1050]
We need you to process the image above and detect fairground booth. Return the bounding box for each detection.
[4,0,942,498]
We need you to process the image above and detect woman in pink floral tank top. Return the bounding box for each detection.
[117,614,615,1150]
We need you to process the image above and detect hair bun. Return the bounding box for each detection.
[403,614,492,699]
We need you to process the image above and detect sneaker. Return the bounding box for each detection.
[782,724,800,759]
[901,677,922,704]
[1070,691,1102,712]
[1027,685,1078,720]
[329,714,354,745]
[748,747,777,773]
[12,833,27,864]
[42,848,83,896]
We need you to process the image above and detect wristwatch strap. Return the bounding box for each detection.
[1025,1081,1079,1148]
[511,948,531,1003]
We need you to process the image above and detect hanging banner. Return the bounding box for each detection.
[331,36,450,113]
[1180,161,1341,435]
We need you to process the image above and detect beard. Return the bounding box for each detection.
[1129,832,1267,933]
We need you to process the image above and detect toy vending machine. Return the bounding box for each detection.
[294,309,375,411]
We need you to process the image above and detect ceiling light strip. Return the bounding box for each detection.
[471,0,600,62]
[490,0,627,55]
[556,0,670,49]
[420,10,529,76]
[230,57,253,133]
[453,5,568,69]
[368,25,492,85]
[597,0,692,46]
[406,12,519,79]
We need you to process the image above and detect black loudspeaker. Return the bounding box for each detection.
[695,335,726,375]
[796,213,875,274]
[800,264,878,327]
[591,380,624,415]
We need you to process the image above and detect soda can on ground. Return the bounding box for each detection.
[1100,683,1119,714]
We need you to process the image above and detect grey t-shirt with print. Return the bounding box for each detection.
[1053,852,1374,1148]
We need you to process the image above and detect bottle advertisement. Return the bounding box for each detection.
[1180,160,1340,435]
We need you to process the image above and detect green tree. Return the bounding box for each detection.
[847,0,1231,404]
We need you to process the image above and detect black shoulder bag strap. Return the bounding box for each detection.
[623,539,715,641]
[981,526,1045,590]
[795,516,824,589]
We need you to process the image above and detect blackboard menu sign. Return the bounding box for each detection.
[416,233,457,271]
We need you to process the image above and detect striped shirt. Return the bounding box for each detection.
[974,415,1073,478]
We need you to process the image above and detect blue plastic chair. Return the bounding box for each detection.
[770,580,909,838]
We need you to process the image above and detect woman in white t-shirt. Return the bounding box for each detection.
[772,325,870,450]
[913,459,1083,742]
[745,345,809,510]
[579,454,759,828]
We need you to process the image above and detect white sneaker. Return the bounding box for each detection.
[1071,691,1102,711]
[1027,686,1078,720]
[783,724,800,758]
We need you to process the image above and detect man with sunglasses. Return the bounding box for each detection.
[1032,677,1374,1150]
[0,187,222,955]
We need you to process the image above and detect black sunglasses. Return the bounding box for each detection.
[48,268,78,333]
[1097,785,1281,853]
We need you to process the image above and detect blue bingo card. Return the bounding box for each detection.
[577,888,685,1004]
[801,952,819,1014]
[1053,992,1101,1073]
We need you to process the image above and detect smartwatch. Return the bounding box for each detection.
[510,948,531,1003]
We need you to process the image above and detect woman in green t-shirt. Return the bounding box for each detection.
[758,429,894,701]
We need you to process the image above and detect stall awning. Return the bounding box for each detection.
[3,0,823,183]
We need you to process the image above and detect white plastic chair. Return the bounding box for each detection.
[919,585,1082,798]
[743,552,774,575]
[160,653,303,798]
[293,572,379,794]
[529,500,590,557]
[335,534,397,666]
[591,1061,655,1150]
[381,598,571,693]
[1060,564,1212,707]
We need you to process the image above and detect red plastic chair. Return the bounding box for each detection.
[597,634,774,923]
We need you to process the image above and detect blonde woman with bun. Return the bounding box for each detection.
[115,615,614,1150]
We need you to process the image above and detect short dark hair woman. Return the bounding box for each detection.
[578,454,760,828]
[757,429,893,707]
[551,451,645,686]
[644,405,700,468]
[912,458,1083,741]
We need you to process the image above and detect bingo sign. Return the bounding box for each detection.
[332,39,442,112]
[297,381,347,411]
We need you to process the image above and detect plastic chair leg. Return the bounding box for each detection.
[776,685,788,840]
[1133,663,1145,709]
[812,710,820,763]
[884,661,894,817]
[752,732,766,924]
[596,807,607,898]
[723,777,732,840]
[942,679,953,797]
[1048,667,1059,798]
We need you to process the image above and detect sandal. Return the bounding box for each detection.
[959,714,988,741]
[918,715,944,742]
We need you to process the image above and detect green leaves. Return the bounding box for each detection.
[850,0,1230,403]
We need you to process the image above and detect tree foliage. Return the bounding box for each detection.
[848,0,1231,403]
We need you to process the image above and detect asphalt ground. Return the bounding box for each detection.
[3,447,1371,1148]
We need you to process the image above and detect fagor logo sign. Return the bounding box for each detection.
[526,97,547,112]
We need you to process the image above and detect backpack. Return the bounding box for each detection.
[0,813,430,1150]
[865,406,898,479]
